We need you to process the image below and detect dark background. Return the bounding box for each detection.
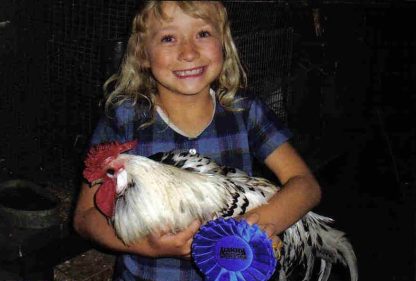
[0,0,415,280]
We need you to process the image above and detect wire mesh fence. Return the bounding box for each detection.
[1,0,372,183]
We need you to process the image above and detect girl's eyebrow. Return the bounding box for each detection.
[197,23,214,30]
[148,26,176,38]
[151,23,214,36]
[154,27,175,33]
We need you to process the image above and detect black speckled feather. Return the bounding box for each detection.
[145,150,358,281]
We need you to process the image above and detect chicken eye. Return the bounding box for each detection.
[106,168,115,177]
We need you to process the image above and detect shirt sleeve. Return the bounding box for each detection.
[247,97,293,162]
[89,102,137,145]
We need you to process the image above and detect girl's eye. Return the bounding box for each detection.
[161,35,175,43]
[198,30,211,38]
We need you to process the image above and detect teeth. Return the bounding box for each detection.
[175,67,203,77]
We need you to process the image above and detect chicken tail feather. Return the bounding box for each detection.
[283,212,358,281]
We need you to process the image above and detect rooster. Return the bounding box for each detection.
[83,140,358,281]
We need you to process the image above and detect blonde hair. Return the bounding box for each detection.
[104,1,246,125]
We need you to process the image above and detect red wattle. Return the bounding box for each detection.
[95,180,116,218]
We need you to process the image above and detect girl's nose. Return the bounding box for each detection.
[178,40,199,62]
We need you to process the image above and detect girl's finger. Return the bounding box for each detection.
[270,235,283,260]
[244,213,260,225]
[261,223,276,238]
[176,220,201,240]
[183,237,194,257]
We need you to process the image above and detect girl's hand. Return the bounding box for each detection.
[244,213,276,236]
[244,213,283,259]
[141,220,201,259]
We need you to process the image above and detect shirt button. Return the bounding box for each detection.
[189,148,197,155]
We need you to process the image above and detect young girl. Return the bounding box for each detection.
[74,1,321,281]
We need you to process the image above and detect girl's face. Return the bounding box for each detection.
[144,2,224,98]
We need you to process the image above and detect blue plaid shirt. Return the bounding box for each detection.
[90,93,292,281]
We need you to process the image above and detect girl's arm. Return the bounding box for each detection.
[73,182,200,258]
[245,142,321,235]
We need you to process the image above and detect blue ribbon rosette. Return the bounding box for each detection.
[192,218,278,281]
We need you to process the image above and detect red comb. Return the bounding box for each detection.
[83,140,138,182]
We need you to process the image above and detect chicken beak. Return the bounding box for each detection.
[115,169,128,195]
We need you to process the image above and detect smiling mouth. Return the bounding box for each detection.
[173,66,205,78]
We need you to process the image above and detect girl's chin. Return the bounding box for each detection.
[160,86,211,97]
